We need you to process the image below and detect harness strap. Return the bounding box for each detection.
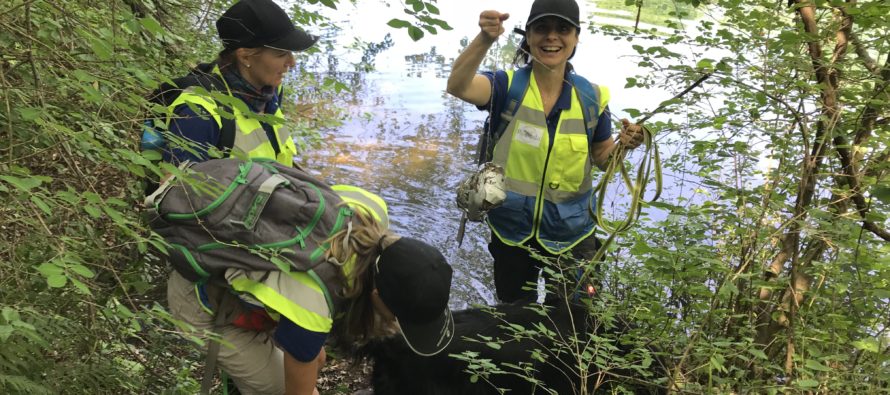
[567,73,601,140]
[200,292,236,395]
[143,160,194,219]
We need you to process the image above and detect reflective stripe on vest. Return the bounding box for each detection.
[226,269,332,333]
[331,185,390,230]
[224,186,389,333]
[166,67,298,167]
[487,69,609,254]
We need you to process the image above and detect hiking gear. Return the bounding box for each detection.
[146,158,367,307]
[486,66,610,254]
[527,0,581,29]
[217,0,318,51]
[375,237,454,357]
[201,293,236,395]
[455,162,506,222]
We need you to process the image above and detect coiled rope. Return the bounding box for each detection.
[511,36,712,286]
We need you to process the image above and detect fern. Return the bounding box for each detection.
[0,374,52,395]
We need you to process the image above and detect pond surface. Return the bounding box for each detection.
[293,0,689,308]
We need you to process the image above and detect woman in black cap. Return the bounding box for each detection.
[446,0,645,303]
[150,0,319,167]
[157,1,455,394]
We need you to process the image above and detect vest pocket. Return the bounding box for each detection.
[540,192,594,242]
[550,134,588,191]
[488,192,535,242]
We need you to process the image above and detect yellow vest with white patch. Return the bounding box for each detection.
[487,69,610,254]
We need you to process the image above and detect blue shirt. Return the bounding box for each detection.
[478,70,612,148]
[274,316,328,362]
[161,91,283,164]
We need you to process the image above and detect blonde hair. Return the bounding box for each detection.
[325,206,398,344]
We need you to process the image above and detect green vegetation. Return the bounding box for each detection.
[591,0,701,28]
[2,0,887,393]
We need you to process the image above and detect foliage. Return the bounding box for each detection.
[0,0,417,393]
[592,0,888,392]
[457,0,889,393]
[1,0,887,393]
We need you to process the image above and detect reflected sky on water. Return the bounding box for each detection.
[292,0,702,307]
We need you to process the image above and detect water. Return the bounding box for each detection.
[292,0,700,308]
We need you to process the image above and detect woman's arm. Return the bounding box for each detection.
[284,349,324,395]
[446,11,510,106]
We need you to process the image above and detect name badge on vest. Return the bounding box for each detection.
[514,121,545,148]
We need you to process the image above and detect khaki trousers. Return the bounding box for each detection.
[167,270,285,394]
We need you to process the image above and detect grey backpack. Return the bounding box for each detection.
[144,158,353,289]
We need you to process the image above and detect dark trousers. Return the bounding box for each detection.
[488,233,601,303]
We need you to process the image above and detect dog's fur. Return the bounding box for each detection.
[357,298,665,395]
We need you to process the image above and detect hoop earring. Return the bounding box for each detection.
[246,64,251,68]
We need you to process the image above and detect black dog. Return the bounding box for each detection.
[359,298,665,395]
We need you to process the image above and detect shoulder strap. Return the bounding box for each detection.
[479,66,532,163]
[500,65,532,127]
[188,68,237,154]
[567,73,600,140]
[160,66,237,154]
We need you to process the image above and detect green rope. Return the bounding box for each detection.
[578,123,662,286]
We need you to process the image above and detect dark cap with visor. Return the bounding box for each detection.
[375,237,454,356]
[216,0,318,51]
[526,0,581,29]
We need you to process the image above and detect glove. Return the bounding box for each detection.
[619,119,644,149]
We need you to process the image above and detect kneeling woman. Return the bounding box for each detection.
[160,166,454,395]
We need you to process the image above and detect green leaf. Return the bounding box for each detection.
[0,175,44,192]
[747,348,768,360]
[139,17,164,35]
[142,149,162,161]
[625,77,637,88]
[47,274,68,288]
[795,379,820,388]
[387,19,411,29]
[852,338,880,353]
[2,307,20,322]
[696,58,714,70]
[425,2,440,14]
[70,264,96,278]
[84,205,102,219]
[70,277,92,295]
[30,196,53,215]
[37,263,64,276]
[89,37,113,61]
[805,359,831,372]
[408,26,424,41]
[17,107,42,121]
[0,325,14,342]
[872,185,890,204]
[485,342,502,350]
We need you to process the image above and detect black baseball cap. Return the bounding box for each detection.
[375,237,454,356]
[216,0,318,51]
[526,0,581,29]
